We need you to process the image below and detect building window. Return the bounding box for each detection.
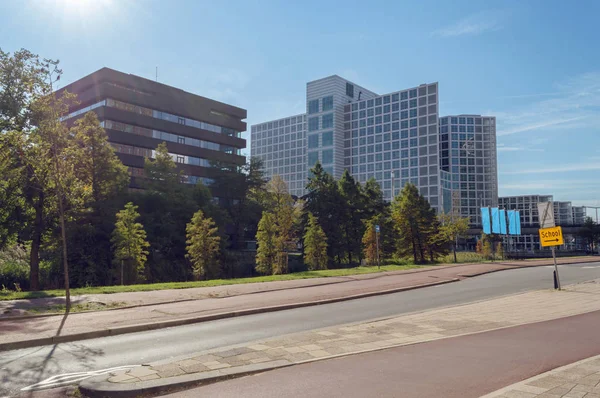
[308,134,319,149]
[322,131,333,147]
[308,151,319,166]
[346,83,354,98]
[322,113,334,129]
[322,149,333,165]
[308,117,319,132]
[177,136,185,144]
[322,96,333,111]
[178,117,186,125]
[176,155,185,164]
[308,99,319,114]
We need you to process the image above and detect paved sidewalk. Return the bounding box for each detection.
[80,279,600,397]
[1,257,597,351]
[483,354,600,398]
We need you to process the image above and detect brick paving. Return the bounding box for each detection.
[484,355,600,398]
[103,279,600,385]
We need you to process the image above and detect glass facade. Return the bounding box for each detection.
[62,99,241,138]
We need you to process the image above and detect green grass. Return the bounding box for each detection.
[439,252,488,264]
[0,263,423,301]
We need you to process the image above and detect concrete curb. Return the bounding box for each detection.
[79,306,600,398]
[0,278,458,352]
[2,257,597,352]
[3,257,597,322]
[480,353,600,398]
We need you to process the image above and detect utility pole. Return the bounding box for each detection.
[375,224,381,269]
[390,171,395,200]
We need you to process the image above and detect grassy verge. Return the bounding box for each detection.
[0,263,422,301]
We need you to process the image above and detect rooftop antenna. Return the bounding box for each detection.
[155,66,158,82]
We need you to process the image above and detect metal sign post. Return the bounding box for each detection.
[375,225,381,269]
[537,201,561,290]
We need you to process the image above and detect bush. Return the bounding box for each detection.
[0,244,30,291]
[439,251,486,264]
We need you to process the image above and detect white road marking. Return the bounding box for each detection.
[20,365,138,391]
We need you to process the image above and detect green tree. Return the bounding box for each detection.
[304,162,345,266]
[255,211,278,274]
[210,157,267,250]
[303,213,328,270]
[143,142,180,190]
[496,242,504,260]
[391,183,439,263]
[261,175,301,274]
[67,112,129,286]
[482,239,492,260]
[111,202,150,284]
[338,170,364,265]
[438,213,471,263]
[0,49,61,291]
[362,220,378,266]
[186,210,221,279]
[578,217,600,252]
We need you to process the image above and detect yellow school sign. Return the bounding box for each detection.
[539,226,564,247]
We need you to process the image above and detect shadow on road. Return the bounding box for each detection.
[0,311,105,397]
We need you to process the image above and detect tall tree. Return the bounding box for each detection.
[262,175,301,274]
[338,170,364,265]
[578,217,600,252]
[391,183,438,263]
[67,112,129,286]
[303,213,328,271]
[0,49,59,291]
[304,162,345,266]
[186,209,221,280]
[111,202,150,284]
[255,211,277,274]
[210,157,267,250]
[362,220,378,266]
[438,213,470,263]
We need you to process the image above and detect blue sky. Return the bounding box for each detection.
[1,0,599,208]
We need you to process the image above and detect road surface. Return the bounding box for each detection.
[168,309,600,398]
[1,262,599,396]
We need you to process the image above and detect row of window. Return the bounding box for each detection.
[253,115,305,132]
[253,128,306,141]
[443,117,494,126]
[103,120,238,154]
[345,115,438,131]
[308,96,334,114]
[127,167,214,186]
[308,113,334,132]
[345,84,437,113]
[62,99,241,138]
[112,143,211,167]
[308,149,333,166]
[308,131,333,149]
[347,99,436,120]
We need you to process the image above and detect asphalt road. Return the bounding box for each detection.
[1,262,599,396]
[170,309,600,398]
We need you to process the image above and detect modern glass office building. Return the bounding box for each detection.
[251,75,497,220]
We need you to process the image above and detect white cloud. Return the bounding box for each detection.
[501,163,600,175]
[495,72,600,137]
[431,11,502,37]
[497,144,544,152]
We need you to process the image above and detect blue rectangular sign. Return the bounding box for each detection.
[491,207,501,234]
[499,209,507,234]
[481,208,491,234]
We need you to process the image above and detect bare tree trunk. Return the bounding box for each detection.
[29,191,44,291]
[57,194,70,312]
